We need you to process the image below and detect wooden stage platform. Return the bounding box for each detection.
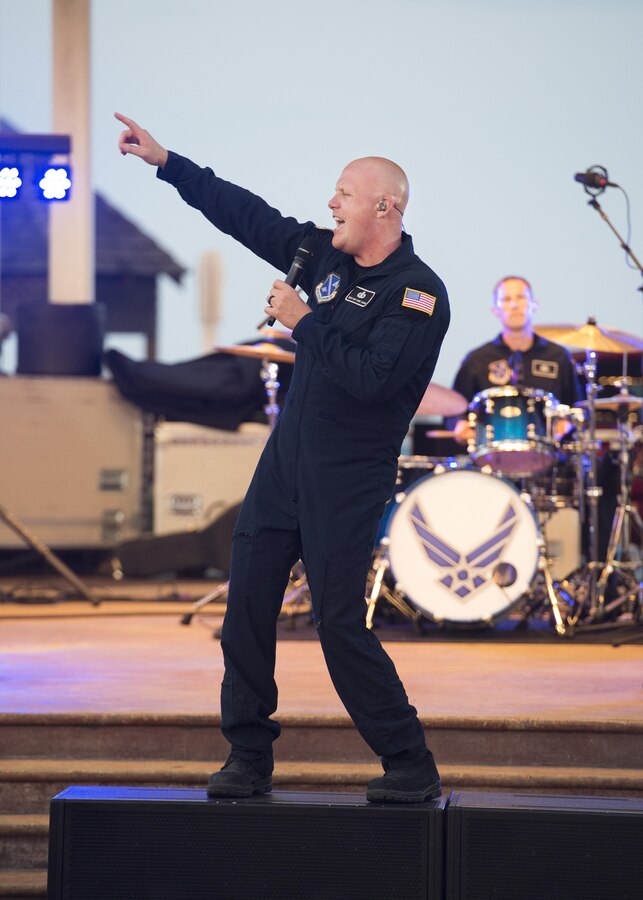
[1,577,642,896]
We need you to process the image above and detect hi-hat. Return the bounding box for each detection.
[578,393,642,413]
[217,342,296,364]
[415,383,468,417]
[534,320,643,354]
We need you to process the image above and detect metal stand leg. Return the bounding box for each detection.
[278,562,313,625]
[0,502,101,607]
[365,542,421,630]
[180,581,229,625]
[538,539,567,636]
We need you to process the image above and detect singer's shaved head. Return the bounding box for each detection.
[345,156,410,213]
[328,156,409,265]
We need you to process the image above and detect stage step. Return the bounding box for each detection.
[0,869,46,899]
[1,712,641,768]
[1,712,641,885]
[1,759,641,816]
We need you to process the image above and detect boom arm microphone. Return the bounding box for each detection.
[261,235,316,328]
[574,168,619,190]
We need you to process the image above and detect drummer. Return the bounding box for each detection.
[449,275,582,442]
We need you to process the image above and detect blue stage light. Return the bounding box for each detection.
[37,166,72,201]
[0,165,23,199]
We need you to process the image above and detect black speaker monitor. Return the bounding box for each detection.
[48,786,446,899]
[446,791,643,900]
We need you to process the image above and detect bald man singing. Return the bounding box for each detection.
[115,113,450,802]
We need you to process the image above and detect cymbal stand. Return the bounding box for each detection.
[563,350,604,625]
[260,359,281,432]
[593,389,642,620]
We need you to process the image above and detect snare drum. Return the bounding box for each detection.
[384,467,539,627]
[468,386,558,478]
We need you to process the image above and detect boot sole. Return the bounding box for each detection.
[366,782,442,804]
[207,778,273,799]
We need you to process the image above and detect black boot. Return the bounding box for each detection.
[366,751,441,803]
[207,755,273,798]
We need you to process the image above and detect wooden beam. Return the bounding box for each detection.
[50,0,93,304]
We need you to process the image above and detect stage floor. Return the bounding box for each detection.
[1,592,641,726]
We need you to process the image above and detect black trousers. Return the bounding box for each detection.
[219,446,428,764]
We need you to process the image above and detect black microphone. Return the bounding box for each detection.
[574,169,618,189]
[260,235,315,328]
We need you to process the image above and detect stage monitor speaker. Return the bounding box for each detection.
[48,786,446,900]
[446,791,643,900]
[17,301,105,376]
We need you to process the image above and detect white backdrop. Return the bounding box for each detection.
[1,0,641,388]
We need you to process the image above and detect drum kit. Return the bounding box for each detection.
[186,321,642,638]
[368,319,643,636]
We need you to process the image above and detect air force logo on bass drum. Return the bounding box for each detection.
[384,469,540,626]
[409,501,518,600]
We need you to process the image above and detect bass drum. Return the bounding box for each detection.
[385,468,539,627]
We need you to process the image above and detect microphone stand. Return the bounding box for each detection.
[585,195,643,296]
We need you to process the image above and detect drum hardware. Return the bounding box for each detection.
[534,532,568,636]
[467,386,559,478]
[374,467,543,629]
[521,499,580,635]
[591,392,642,621]
[533,320,643,356]
[217,341,296,432]
[365,541,421,631]
[423,429,458,439]
[182,340,295,628]
[277,562,314,628]
[542,348,604,624]
[531,330,641,627]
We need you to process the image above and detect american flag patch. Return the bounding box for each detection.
[402,288,436,315]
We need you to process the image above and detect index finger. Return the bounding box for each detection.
[114,112,138,131]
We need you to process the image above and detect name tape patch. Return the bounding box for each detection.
[532,359,559,379]
[345,286,375,308]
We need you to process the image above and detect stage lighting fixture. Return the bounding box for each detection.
[0,165,23,199]
[37,165,72,201]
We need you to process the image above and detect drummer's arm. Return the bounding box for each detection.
[448,358,476,444]
[453,418,475,444]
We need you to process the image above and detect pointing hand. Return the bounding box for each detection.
[114,112,168,168]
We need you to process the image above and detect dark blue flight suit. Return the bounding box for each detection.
[158,153,450,766]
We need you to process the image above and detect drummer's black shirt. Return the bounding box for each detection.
[451,333,582,410]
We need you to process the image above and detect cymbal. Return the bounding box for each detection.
[257,326,294,343]
[534,321,643,354]
[217,342,296,364]
[578,393,642,412]
[415,383,468,417]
